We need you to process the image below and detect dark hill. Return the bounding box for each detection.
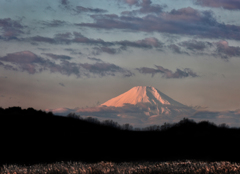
[0,107,240,166]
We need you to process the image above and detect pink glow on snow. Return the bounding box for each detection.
[101,86,171,107]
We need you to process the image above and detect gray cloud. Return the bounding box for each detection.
[137,65,198,78]
[0,51,79,75]
[0,51,134,78]
[77,7,240,40]
[28,32,163,54]
[41,20,67,27]
[168,44,189,55]
[92,46,121,55]
[59,82,65,87]
[178,40,212,51]
[215,40,240,59]
[46,102,196,128]
[47,105,240,128]
[120,0,139,6]
[88,57,103,62]
[75,6,107,14]
[121,0,166,15]
[0,18,24,39]
[41,53,72,60]
[30,36,56,44]
[79,62,134,77]
[64,48,83,55]
[61,0,69,5]
[190,110,240,127]
[195,0,240,10]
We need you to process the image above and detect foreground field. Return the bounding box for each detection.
[1,160,240,174]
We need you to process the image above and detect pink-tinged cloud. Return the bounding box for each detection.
[28,32,163,54]
[0,51,134,77]
[215,40,240,59]
[0,51,51,74]
[195,0,240,10]
[135,37,162,47]
[1,51,42,63]
[0,18,24,39]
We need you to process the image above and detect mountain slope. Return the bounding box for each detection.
[101,86,186,107]
[100,86,193,116]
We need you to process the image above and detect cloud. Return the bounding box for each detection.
[74,6,107,13]
[59,0,107,14]
[0,51,81,76]
[0,51,134,78]
[0,51,45,74]
[92,46,121,55]
[116,37,163,49]
[0,61,18,71]
[59,83,65,87]
[0,18,24,39]
[215,40,240,59]
[173,39,240,59]
[61,0,69,5]
[40,20,67,27]
[28,32,163,54]
[179,40,212,51]
[79,62,134,77]
[88,57,103,62]
[64,48,83,55]
[168,44,189,55]
[190,110,240,127]
[46,102,196,128]
[136,65,198,78]
[42,53,72,60]
[120,0,139,6]
[121,0,166,15]
[77,7,240,40]
[47,105,240,128]
[30,36,56,44]
[195,0,240,10]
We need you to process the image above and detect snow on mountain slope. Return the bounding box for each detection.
[100,86,195,117]
[101,86,186,107]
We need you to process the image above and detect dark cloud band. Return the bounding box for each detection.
[136,65,198,78]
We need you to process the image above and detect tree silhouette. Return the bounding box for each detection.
[121,123,133,131]
[67,113,81,120]
[101,119,121,129]
[84,116,101,125]
[218,123,230,128]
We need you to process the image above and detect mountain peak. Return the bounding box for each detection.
[100,86,185,107]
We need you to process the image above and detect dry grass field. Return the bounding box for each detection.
[1,159,240,174]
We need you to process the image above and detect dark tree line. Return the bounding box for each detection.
[67,112,233,131]
[1,106,240,166]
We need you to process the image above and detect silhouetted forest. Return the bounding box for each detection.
[1,106,240,167]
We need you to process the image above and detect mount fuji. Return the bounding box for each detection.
[48,86,196,128]
[100,86,195,117]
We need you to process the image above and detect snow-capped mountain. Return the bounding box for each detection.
[47,86,196,128]
[100,86,194,116]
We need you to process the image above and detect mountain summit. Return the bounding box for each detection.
[101,86,185,107]
[47,86,196,128]
[100,86,194,116]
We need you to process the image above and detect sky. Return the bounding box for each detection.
[1,0,240,127]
